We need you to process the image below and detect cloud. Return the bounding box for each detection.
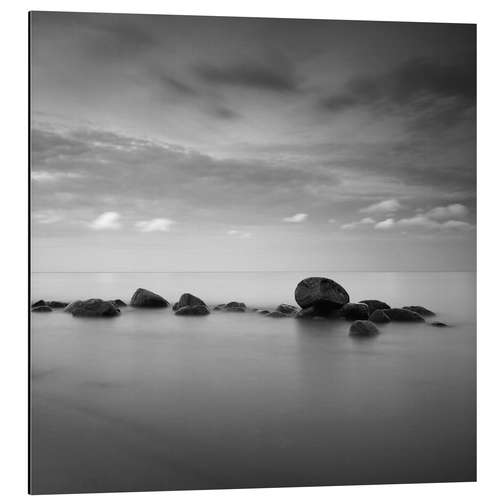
[33,210,63,224]
[32,170,83,182]
[360,199,402,214]
[426,203,469,220]
[374,218,396,230]
[397,214,441,229]
[89,211,121,230]
[374,213,474,231]
[135,218,175,232]
[327,218,336,224]
[227,229,252,239]
[341,217,376,230]
[441,220,474,230]
[283,213,308,223]
[195,62,299,92]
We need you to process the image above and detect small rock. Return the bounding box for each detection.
[384,308,425,322]
[349,320,379,337]
[224,302,246,312]
[403,306,436,317]
[369,309,391,323]
[258,309,270,314]
[266,311,288,318]
[359,300,390,315]
[32,300,46,308]
[175,304,210,316]
[111,299,127,307]
[71,299,120,318]
[130,288,169,308]
[430,321,449,327]
[341,302,370,320]
[32,305,52,312]
[276,304,298,315]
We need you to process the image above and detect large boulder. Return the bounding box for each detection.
[369,309,391,324]
[130,288,169,308]
[276,304,298,315]
[175,304,210,316]
[349,320,379,337]
[32,305,52,312]
[64,300,84,313]
[384,308,425,322]
[70,299,120,318]
[403,306,435,317]
[341,302,369,320]
[173,293,206,311]
[295,277,349,314]
[359,299,390,315]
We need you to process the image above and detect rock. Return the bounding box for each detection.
[276,304,298,315]
[111,299,127,307]
[266,311,288,318]
[359,299,390,315]
[130,288,169,308]
[70,299,120,318]
[173,293,206,311]
[224,302,246,312]
[46,301,68,308]
[32,305,52,312]
[341,302,370,320]
[403,306,436,317]
[369,309,391,323]
[384,308,425,322]
[431,321,449,327]
[295,277,349,314]
[213,305,225,311]
[258,309,270,315]
[349,320,379,337]
[64,300,84,313]
[32,300,46,307]
[175,304,210,316]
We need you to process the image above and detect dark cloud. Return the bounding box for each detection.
[321,57,476,129]
[195,62,299,92]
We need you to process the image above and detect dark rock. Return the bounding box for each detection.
[295,277,349,314]
[224,302,246,312]
[295,306,317,319]
[32,300,46,307]
[70,299,120,318]
[64,300,84,313]
[341,302,370,320]
[276,304,298,315]
[213,304,225,311]
[349,320,379,337]
[46,301,68,308]
[360,299,390,315]
[258,309,270,314]
[130,288,169,308]
[431,321,449,327]
[369,309,391,324]
[173,293,206,311]
[403,306,436,317]
[384,308,425,322]
[111,299,127,307]
[32,305,52,312]
[266,311,288,318]
[175,304,210,316]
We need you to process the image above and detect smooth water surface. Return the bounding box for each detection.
[30,272,476,493]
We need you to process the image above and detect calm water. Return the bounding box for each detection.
[30,272,476,493]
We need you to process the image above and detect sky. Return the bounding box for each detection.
[30,12,476,272]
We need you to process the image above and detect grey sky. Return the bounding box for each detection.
[30,12,476,271]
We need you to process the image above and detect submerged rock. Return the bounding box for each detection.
[175,304,210,316]
[266,311,288,318]
[430,321,449,327]
[258,309,270,315]
[276,304,298,315]
[360,300,390,315]
[369,309,391,324]
[349,320,379,337]
[46,301,68,308]
[32,300,46,308]
[403,306,436,317]
[384,308,425,322]
[173,293,206,311]
[111,299,127,308]
[64,300,84,313]
[130,288,169,308]
[70,299,120,318]
[341,302,370,320]
[295,277,349,314]
[224,302,246,312]
[32,305,52,312]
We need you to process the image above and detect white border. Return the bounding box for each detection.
[2,1,499,499]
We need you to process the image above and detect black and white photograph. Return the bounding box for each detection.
[29,10,476,495]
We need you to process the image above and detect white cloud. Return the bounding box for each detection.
[441,220,474,230]
[32,170,82,182]
[341,217,375,230]
[227,229,252,239]
[426,203,469,220]
[360,199,402,214]
[374,218,396,230]
[135,218,175,232]
[340,222,357,230]
[33,210,62,224]
[397,214,440,229]
[89,211,121,230]
[283,213,308,223]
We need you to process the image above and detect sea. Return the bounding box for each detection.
[30,271,476,493]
